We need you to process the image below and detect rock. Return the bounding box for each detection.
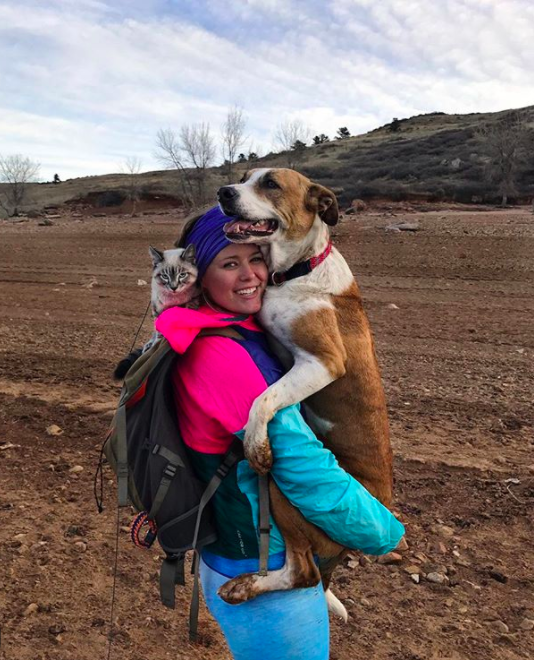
[30,541,47,552]
[386,303,399,310]
[38,219,54,226]
[426,572,449,585]
[14,533,27,541]
[455,557,472,568]
[410,574,420,584]
[404,565,421,575]
[137,279,148,286]
[48,624,66,636]
[350,199,367,212]
[488,569,508,584]
[430,541,448,554]
[386,222,420,232]
[74,541,87,553]
[396,536,409,551]
[69,465,84,474]
[519,618,534,631]
[24,603,39,616]
[359,555,371,567]
[430,524,455,538]
[46,424,63,437]
[0,442,20,451]
[81,277,98,289]
[487,620,509,634]
[377,552,402,565]
[360,598,371,607]
[414,552,429,563]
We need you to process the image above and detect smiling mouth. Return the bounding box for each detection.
[223,218,279,240]
[236,286,259,296]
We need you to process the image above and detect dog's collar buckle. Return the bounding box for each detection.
[268,241,332,287]
[270,271,286,287]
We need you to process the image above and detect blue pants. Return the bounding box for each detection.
[200,557,329,660]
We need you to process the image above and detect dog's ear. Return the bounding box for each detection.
[307,184,339,226]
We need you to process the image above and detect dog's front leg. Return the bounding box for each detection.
[245,350,345,473]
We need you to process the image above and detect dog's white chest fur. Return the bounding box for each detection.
[258,249,353,338]
[257,250,354,435]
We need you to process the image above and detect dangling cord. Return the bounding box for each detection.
[105,499,121,660]
[129,300,152,353]
[104,299,151,659]
[93,438,108,513]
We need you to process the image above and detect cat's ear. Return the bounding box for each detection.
[149,246,164,267]
[182,244,196,265]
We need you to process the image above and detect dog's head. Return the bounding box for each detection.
[217,168,338,243]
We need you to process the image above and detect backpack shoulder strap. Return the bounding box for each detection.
[198,326,244,341]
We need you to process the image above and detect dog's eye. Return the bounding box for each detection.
[266,179,279,190]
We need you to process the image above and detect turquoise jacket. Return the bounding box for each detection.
[237,404,404,556]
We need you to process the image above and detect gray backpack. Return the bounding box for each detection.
[98,329,269,640]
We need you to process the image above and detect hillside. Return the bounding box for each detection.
[3,105,534,215]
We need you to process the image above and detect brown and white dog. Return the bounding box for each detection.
[215,168,394,614]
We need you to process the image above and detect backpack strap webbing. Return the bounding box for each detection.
[198,326,244,340]
[258,474,271,576]
[187,438,243,640]
[148,445,185,521]
[115,404,129,507]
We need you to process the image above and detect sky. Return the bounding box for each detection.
[1,0,533,180]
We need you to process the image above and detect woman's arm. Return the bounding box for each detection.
[169,333,403,554]
[265,406,404,554]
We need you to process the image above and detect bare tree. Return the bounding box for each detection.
[476,112,532,206]
[0,154,40,216]
[179,123,216,205]
[273,119,311,168]
[221,106,247,182]
[154,128,196,208]
[121,156,143,216]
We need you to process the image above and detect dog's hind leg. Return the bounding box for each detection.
[217,480,343,605]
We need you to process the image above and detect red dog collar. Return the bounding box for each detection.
[269,241,333,287]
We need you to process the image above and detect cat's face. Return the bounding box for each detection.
[149,245,198,306]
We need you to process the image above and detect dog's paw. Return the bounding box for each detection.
[244,436,273,475]
[218,574,259,605]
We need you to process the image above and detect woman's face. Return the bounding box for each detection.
[202,244,268,315]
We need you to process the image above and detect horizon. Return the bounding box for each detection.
[2,0,534,181]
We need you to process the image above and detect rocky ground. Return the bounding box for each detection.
[0,206,533,660]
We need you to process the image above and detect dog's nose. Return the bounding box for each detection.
[218,186,238,202]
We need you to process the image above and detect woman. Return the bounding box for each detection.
[156,206,404,659]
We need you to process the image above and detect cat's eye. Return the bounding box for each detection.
[159,273,169,282]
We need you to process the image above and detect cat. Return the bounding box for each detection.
[149,244,199,317]
[113,244,199,380]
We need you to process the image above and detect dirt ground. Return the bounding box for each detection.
[0,206,533,660]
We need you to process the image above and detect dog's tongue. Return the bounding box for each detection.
[223,219,247,234]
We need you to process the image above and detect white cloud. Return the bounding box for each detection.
[1,0,533,179]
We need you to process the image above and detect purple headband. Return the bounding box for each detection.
[183,206,232,279]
